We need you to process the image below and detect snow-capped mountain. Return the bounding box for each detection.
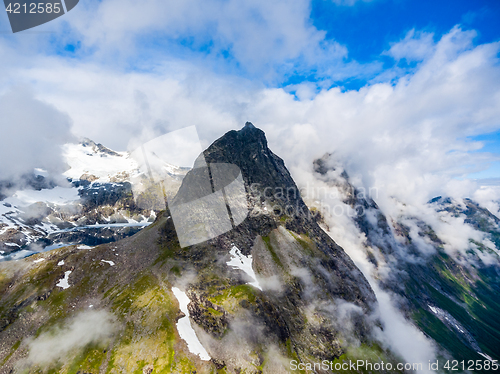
[0,138,188,261]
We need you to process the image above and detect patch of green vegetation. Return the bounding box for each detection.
[208,307,223,317]
[413,307,476,366]
[103,272,181,373]
[66,342,109,373]
[0,271,9,291]
[423,227,441,243]
[204,273,231,296]
[405,249,500,365]
[1,339,21,366]
[154,238,182,265]
[170,265,181,276]
[171,356,199,373]
[289,231,315,256]
[109,272,157,315]
[35,290,69,335]
[470,239,499,258]
[327,343,405,374]
[285,339,306,374]
[262,235,284,269]
[38,364,64,374]
[208,284,258,313]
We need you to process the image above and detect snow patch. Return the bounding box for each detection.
[58,260,64,266]
[8,186,80,206]
[77,245,94,249]
[478,352,493,361]
[33,258,45,263]
[101,260,115,266]
[171,287,211,361]
[62,143,139,183]
[226,245,262,290]
[56,271,72,289]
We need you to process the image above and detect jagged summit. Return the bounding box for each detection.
[200,123,290,189]
[242,121,256,130]
[80,137,122,157]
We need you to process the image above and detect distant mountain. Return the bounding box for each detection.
[311,153,500,367]
[0,138,188,261]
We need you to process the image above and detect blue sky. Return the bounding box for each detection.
[468,130,500,179]
[312,0,500,64]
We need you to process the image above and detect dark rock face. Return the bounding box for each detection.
[165,123,377,365]
[78,182,137,213]
[176,123,374,305]
[201,122,297,190]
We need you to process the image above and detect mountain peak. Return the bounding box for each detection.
[242,121,256,130]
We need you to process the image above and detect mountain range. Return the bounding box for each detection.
[0,123,499,373]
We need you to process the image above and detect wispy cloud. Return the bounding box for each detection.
[0,86,74,181]
[20,310,117,368]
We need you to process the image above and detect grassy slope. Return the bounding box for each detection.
[0,214,404,373]
[405,249,500,372]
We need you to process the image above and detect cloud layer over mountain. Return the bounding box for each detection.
[0,86,74,181]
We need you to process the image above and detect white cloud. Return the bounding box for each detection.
[0,86,74,180]
[1,26,498,214]
[473,186,500,219]
[22,310,117,366]
[297,171,438,368]
[54,0,353,81]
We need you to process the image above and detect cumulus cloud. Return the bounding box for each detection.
[266,26,500,210]
[473,186,500,219]
[3,16,498,214]
[22,310,117,366]
[2,21,499,258]
[48,0,355,82]
[0,86,74,181]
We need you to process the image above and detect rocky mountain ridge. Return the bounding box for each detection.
[0,124,499,373]
[0,124,403,373]
[309,153,500,367]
